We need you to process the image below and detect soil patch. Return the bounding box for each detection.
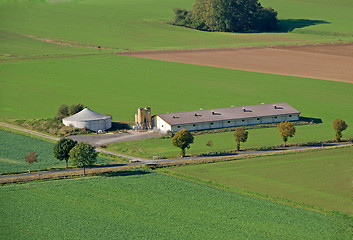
[121,43,353,83]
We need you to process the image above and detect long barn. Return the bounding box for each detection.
[153,103,300,133]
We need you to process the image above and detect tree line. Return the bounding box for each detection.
[23,119,348,172]
[172,0,278,33]
[172,119,349,157]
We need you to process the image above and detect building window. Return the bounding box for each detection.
[289,115,292,117]
[162,125,163,127]
[178,126,181,128]
[242,119,245,122]
[274,116,277,119]
[193,124,195,127]
[228,121,230,123]
[257,118,260,120]
[211,122,213,125]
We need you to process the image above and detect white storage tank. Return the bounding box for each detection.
[62,108,112,132]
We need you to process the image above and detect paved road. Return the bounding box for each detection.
[1,142,351,180]
[1,121,351,181]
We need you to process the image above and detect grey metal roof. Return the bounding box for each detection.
[156,103,300,126]
[63,108,110,122]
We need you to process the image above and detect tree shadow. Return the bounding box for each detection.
[278,19,330,32]
[101,170,151,178]
[299,116,323,124]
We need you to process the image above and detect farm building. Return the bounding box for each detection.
[153,103,300,133]
[62,108,112,132]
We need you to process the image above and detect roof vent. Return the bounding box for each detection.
[172,116,179,119]
[273,105,277,109]
[242,107,246,112]
[212,111,215,115]
[194,113,201,117]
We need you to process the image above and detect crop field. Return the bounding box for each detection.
[167,147,353,215]
[126,44,353,83]
[1,172,352,239]
[1,0,353,60]
[0,129,111,174]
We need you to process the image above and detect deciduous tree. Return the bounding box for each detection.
[172,129,194,157]
[234,127,248,151]
[173,0,278,32]
[25,151,38,173]
[277,121,296,146]
[69,103,84,116]
[53,138,77,168]
[69,142,98,175]
[333,119,348,141]
[57,104,69,119]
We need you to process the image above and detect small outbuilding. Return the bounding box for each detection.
[62,108,112,132]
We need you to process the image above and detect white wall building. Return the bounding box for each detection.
[153,103,300,133]
[62,108,112,132]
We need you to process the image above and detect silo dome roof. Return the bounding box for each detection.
[63,108,110,121]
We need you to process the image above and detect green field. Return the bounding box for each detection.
[1,0,353,60]
[0,129,113,174]
[1,53,352,157]
[167,147,353,215]
[1,171,352,239]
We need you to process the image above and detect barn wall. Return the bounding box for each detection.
[155,114,300,133]
[154,116,171,133]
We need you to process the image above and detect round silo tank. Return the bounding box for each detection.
[135,113,138,125]
[138,108,145,125]
[145,107,151,127]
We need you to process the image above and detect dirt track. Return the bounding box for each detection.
[121,44,353,83]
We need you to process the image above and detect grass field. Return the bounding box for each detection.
[0,129,113,174]
[1,171,352,239]
[167,147,353,215]
[1,0,352,60]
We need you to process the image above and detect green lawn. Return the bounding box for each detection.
[1,0,353,60]
[1,171,352,239]
[167,147,353,215]
[0,129,112,174]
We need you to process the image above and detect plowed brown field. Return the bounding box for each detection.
[121,44,353,83]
